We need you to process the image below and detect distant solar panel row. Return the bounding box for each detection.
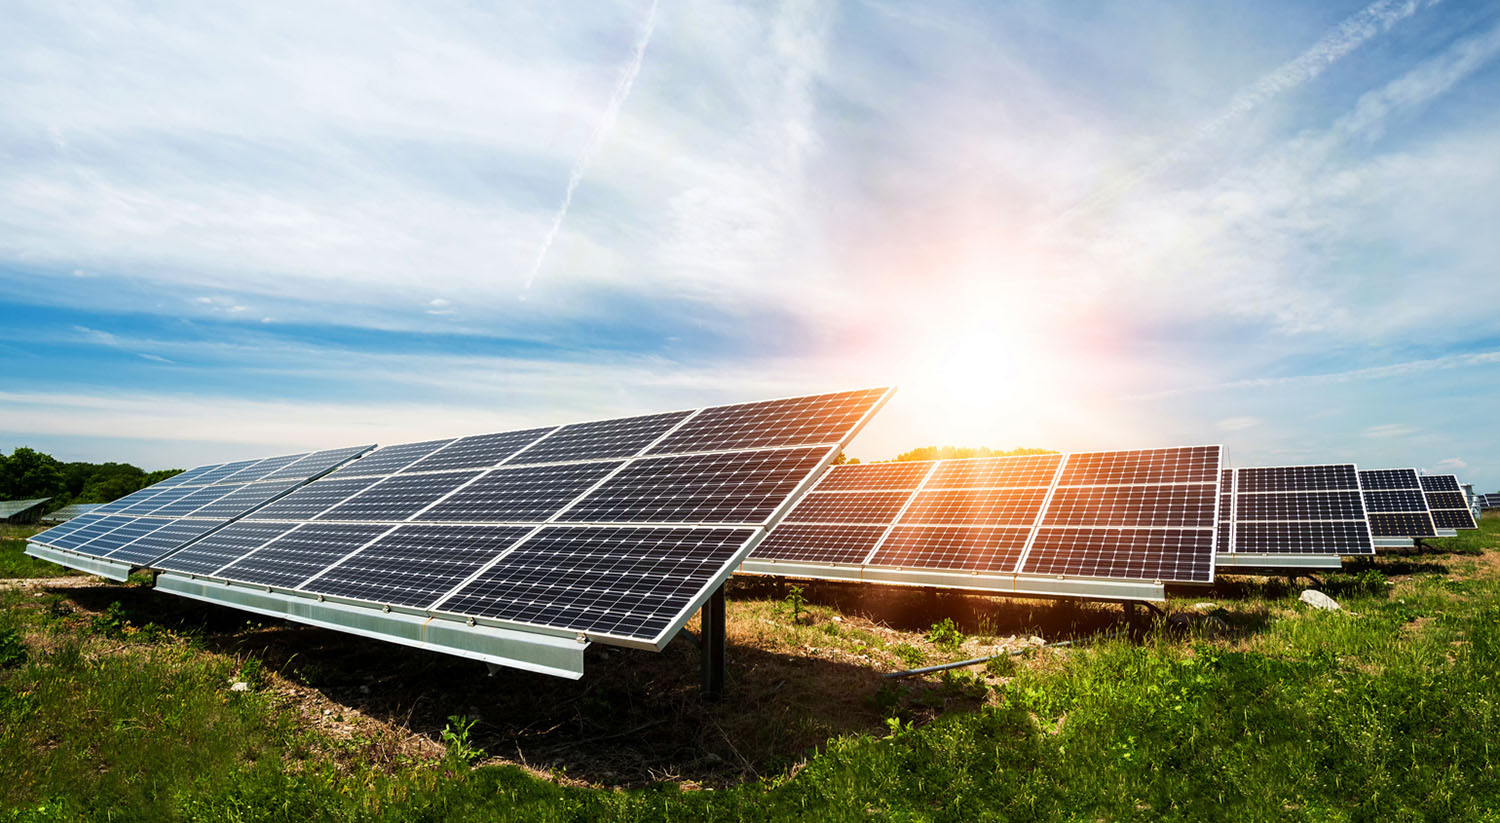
[1358,469,1437,538]
[142,388,892,647]
[27,446,374,568]
[1420,474,1479,530]
[1221,465,1374,557]
[751,446,1223,589]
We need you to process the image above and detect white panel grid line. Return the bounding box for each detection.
[415,405,710,615]
[1010,452,1071,574]
[858,460,944,566]
[203,523,311,579]
[491,425,564,466]
[292,525,409,592]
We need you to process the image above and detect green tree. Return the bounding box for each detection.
[889,445,1057,462]
[0,447,67,500]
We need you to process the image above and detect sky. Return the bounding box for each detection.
[1,0,1498,490]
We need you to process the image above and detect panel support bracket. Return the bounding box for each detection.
[701,584,726,700]
[24,543,132,582]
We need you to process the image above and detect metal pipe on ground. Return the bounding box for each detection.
[883,640,1073,679]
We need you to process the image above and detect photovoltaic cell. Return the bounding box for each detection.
[1233,522,1374,554]
[436,526,755,641]
[315,470,483,521]
[48,516,133,550]
[332,439,456,478]
[245,476,385,521]
[1422,474,1477,530]
[1238,464,1359,493]
[419,462,623,522]
[647,389,887,455]
[1058,447,1218,486]
[191,460,263,486]
[557,447,829,525]
[1041,485,1216,528]
[1363,490,1429,513]
[868,526,1030,572]
[1235,491,1365,521]
[108,520,222,565]
[1359,469,1420,491]
[924,454,1062,489]
[1023,527,1213,582]
[217,453,308,484]
[402,428,553,473]
[1226,464,1373,556]
[114,487,192,515]
[1368,513,1437,538]
[751,524,888,564]
[144,485,241,517]
[781,491,911,524]
[1419,475,1461,493]
[77,517,171,555]
[156,521,304,575]
[260,445,374,481]
[510,412,692,465]
[898,488,1049,527]
[185,481,302,519]
[810,461,933,492]
[302,525,533,608]
[1217,470,1232,555]
[215,523,393,589]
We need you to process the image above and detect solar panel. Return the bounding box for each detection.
[647,388,889,455]
[147,388,892,671]
[315,470,484,521]
[868,525,1032,572]
[435,526,756,640]
[554,447,829,525]
[419,462,623,522]
[1420,474,1478,530]
[26,446,372,575]
[214,523,393,589]
[1358,469,1437,537]
[402,428,555,473]
[508,412,691,465]
[299,525,533,608]
[1022,447,1221,584]
[746,446,1219,596]
[1221,464,1374,559]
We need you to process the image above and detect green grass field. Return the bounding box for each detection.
[2,517,1499,820]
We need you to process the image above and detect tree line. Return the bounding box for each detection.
[0,447,182,509]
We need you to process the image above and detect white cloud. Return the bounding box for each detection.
[1364,423,1417,438]
[1216,417,1263,432]
[1434,457,1469,471]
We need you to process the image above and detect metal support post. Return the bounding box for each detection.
[701,584,726,700]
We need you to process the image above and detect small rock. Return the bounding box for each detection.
[229,681,250,692]
[1300,590,1340,611]
[1027,635,1045,646]
[832,615,843,622]
[1192,602,1216,612]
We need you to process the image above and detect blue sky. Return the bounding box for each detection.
[1,0,1498,491]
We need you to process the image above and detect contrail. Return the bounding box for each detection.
[523,0,660,293]
[1051,0,1436,225]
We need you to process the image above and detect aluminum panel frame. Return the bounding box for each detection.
[24,543,132,582]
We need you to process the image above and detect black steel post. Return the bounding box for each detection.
[701,584,726,700]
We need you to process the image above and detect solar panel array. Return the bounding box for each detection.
[1420,474,1479,530]
[150,388,891,647]
[1221,465,1374,557]
[1481,494,1500,511]
[1359,469,1438,538]
[28,446,374,567]
[751,446,1223,588]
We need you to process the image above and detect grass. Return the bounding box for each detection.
[0,514,1497,820]
[0,525,74,580]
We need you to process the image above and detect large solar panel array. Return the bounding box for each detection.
[745,446,1223,599]
[148,388,891,662]
[25,446,374,578]
[1420,474,1479,530]
[1217,465,1374,567]
[1359,468,1438,538]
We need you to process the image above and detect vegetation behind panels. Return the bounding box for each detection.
[0,447,182,511]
